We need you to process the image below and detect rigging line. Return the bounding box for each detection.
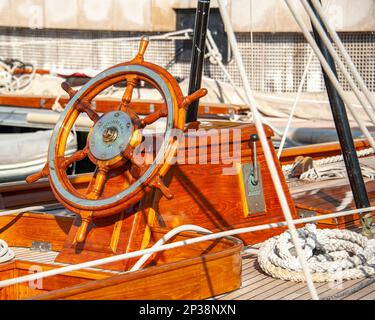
[217,0,319,300]
[284,0,375,151]
[250,0,254,82]
[205,30,247,104]
[277,0,331,159]
[1,205,374,289]
[311,0,375,115]
[277,51,314,159]
[282,148,375,174]
[130,225,212,271]
[0,29,194,47]
[301,0,375,126]
[204,28,296,144]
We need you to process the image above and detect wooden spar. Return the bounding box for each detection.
[0,95,245,117]
[279,138,372,165]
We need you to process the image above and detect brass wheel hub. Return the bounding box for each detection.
[102,127,118,143]
[89,111,134,161]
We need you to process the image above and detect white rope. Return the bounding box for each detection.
[0,59,36,94]
[310,0,375,116]
[0,204,62,217]
[301,0,375,126]
[314,148,374,167]
[258,224,375,282]
[130,224,211,271]
[277,0,332,159]
[51,94,64,112]
[0,29,194,48]
[205,30,288,129]
[283,147,375,172]
[218,0,319,300]
[277,51,314,159]
[284,0,375,152]
[282,147,375,181]
[205,30,247,105]
[300,162,375,182]
[0,239,14,264]
[1,205,375,289]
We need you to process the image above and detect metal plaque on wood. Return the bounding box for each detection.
[238,162,265,216]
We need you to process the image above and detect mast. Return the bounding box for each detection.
[185,0,211,123]
[307,0,373,236]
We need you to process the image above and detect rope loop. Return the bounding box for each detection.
[0,239,15,263]
[258,224,375,282]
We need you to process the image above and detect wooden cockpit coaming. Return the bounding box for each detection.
[0,215,242,300]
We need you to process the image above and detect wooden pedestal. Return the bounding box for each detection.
[55,208,149,271]
[153,122,298,245]
[53,122,297,268]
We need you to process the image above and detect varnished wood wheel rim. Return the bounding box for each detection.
[49,63,185,217]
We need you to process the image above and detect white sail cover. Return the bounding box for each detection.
[0,130,77,182]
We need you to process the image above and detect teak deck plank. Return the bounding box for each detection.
[319,278,365,300]
[215,251,375,300]
[5,246,375,300]
[263,282,307,300]
[357,287,375,300]
[343,280,375,300]
[293,179,375,214]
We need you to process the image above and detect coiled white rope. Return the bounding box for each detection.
[282,147,375,181]
[258,224,375,282]
[299,163,375,182]
[0,239,15,263]
[282,147,375,172]
[0,59,36,94]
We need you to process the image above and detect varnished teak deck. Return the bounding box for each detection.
[11,246,375,300]
[215,254,375,300]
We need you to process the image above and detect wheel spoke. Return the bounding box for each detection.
[119,75,138,111]
[61,146,88,169]
[26,162,49,183]
[129,160,148,180]
[123,105,141,126]
[122,146,147,179]
[139,108,167,128]
[86,166,109,199]
[78,100,100,123]
[149,174,173,199]
[61,81,100,123]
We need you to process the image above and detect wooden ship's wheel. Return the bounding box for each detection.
[26,37,207,244]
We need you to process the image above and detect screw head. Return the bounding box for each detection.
[250,134,259,142]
